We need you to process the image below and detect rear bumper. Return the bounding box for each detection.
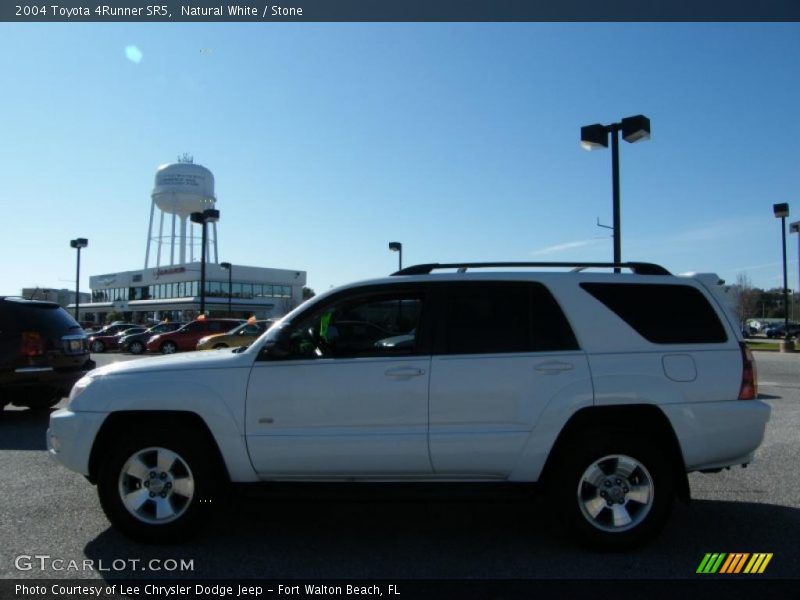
[2,360,95,402]
[661,400,771,472]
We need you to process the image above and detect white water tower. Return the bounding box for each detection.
[144,155,219,268]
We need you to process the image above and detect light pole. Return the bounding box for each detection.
[581,115,651,272]
[389,241,403,271]
[220,261,232,317]
[773,203,793,351]
[190,209,220,316]
[69,238,88,321]
[791,220,799,322]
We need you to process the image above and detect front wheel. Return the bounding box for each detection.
[90,340,106,353]
[161,341,178,354]
[549,435,674,550]
[129,340,145,355]
[97,429,221,543]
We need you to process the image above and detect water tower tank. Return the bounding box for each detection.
[152,161,216,217]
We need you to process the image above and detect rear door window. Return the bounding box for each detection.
[580,282,727,344]
[438,282,579,354]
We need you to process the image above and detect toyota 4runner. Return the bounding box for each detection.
[47,262,769,548]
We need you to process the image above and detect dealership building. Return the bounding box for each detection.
[75,158,306,324]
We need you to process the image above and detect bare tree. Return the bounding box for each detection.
[730,273,759,325]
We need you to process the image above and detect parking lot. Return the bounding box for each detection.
[1,351,798,581]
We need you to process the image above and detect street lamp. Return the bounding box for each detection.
[389,241,403,271]
[220,261,232,317]
[773,203,793,351]
[791,220,800,322]
[581,114,651,272]
[190,209,220,316]
[69,238,88,321]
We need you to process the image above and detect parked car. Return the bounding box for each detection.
[764,323,800,339]
[145,318,243,354]
[87,324,138,353]
[89,326,147,353]
[196,318,276,350]
[1,296,95,410]
[119,322,185,355]
[48,261,769,549]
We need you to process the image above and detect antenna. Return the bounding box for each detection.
[178,153,194,164]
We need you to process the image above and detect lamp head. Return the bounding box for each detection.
[70,238,88,249]
[580,124,609,150]
[621,115,651,143]
[774,203,790,219]
[220,262,232,270]
[389,242,402,252]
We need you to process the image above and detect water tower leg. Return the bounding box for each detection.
[180,216,187,265]
[144,199,155,269]
[170,213,177,266]
[212,221,219,264]
[156,210,165,267]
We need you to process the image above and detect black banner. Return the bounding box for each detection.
[3,579,800,600]
[2,0,800,23]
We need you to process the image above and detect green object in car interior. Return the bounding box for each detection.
[320,311,332,341]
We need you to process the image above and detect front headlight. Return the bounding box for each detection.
[68,375,94,405]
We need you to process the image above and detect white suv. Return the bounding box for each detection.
[47,262,768,549]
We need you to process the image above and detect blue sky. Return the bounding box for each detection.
[1,23,799,296]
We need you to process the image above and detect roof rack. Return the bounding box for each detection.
[391,262,671,276]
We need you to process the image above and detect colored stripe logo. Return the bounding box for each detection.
[697,553,773,574]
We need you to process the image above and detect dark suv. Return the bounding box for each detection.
[1,297,95,410]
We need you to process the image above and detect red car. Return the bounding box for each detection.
[145,318,243,354]
[87,324,140,353]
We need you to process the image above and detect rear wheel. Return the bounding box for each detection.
[549,434,674,550]
[129,341,145,355]
[97,428,221,543]
[90,340,106,353]
[161,341,178,354]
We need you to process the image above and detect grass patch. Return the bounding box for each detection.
[747,341,781,352]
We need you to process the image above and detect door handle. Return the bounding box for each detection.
[534,361,574,374]
[384,367,426,379]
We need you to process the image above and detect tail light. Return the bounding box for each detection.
[21,332,46,357]
[738,342,758,400]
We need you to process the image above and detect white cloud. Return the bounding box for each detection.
[531,238,606,256]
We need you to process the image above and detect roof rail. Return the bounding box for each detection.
[391,262,671,276]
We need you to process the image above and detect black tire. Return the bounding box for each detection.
[161,341,178,354]
[129,341,145,355]
[10,389,63,410]
[549,433,674,550]
[97,427,222,544]
[90,340,106,353]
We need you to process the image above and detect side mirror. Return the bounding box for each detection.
[260,328,293,360]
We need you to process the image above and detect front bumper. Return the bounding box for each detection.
[47,409,108,477]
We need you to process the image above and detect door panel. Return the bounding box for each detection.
[429,352,592,476]
[246,357,432,476]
